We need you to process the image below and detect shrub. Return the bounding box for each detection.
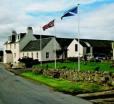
[18,57,40,68]
[94,66,100,71]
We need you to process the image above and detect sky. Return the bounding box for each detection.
[0,0,114,49]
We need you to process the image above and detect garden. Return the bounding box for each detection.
[20,60,114,95]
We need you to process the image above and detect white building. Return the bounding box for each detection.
[21,37,61,62]
[67,38,113,59]
[3,27,61,63]
[3,27,113,64]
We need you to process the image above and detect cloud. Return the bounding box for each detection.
[80,3,114,39]
[44,3,114,40]
[0,0,114,49]
[25,0,74,12]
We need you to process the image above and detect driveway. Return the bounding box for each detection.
[0,64,92,104]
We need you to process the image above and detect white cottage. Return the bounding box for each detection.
[21,37,61,62]
[67,38,113,60]
[67,39,93,58]
[3,27,61,63]
[4,27,36,63]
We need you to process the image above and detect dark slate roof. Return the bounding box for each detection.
[20,33,26,39]
[5,33,26,44]
[22,38,52,51]
[5,50,12,53]
[80,41,88,47]
[56,38,73,49]
[81,39,112,48]
[34,34,54,39]
[75,39,88,47]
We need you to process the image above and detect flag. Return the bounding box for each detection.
[61,6,78,19]
[42,20,55,31]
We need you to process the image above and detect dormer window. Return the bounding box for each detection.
[16,34,20,42]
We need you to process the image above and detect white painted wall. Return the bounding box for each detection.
[3,27,37,63]
[3,44,7,63]
[4,50,13,63]
[67,39,84,58]
[41,38,61,61]
[20,51,40,61]
[20,38,61,62]
[6,54,13,63]
[19,34,36,51]
[4,42,20,63]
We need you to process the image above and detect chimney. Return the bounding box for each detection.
[12,30,17,35]
[27,27,33,35]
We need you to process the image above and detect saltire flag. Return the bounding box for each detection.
[61,6,78,19]
[42,20,55,31]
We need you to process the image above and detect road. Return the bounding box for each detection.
[0,64,92,104]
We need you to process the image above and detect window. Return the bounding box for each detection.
[86,47,90,53]
[23,53,24,57]
[31,52,33,58]
[27,53,29,57]
[36,52,38,58]
[14,53,16,58]
[75,44,78,51]
[46,52,49,58]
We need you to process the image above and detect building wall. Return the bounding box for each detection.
[41,38,61,61]
[3,44,7,63]
[20,51,40,61]
[4,43,18,63]
[19,34,36,51]
[4,33,37,63]
[3,42,20,63]
[13,43,20,63]
[20,38,61,62]
[3,27,37,63]
[7,54,13,63]
[67,39,84,58]
[4,53,13,63]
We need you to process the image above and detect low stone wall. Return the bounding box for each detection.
[32,67,114,86]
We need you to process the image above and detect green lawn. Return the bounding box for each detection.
[34,61,114,72]
[21,72,111,94]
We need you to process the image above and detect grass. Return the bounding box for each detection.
[21,71,111,95]
[34,61,114,72]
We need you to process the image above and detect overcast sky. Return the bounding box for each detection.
[0,0,114,49]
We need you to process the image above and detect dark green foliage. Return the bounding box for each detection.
[94,66,100,71]
[34,61,114,72]
[18,57,40,68]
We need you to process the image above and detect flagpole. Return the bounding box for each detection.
[77,4,80,71]
[40,26,42,67]
[53,22,57,69]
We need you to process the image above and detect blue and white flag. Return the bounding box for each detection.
[61,6,78,19]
